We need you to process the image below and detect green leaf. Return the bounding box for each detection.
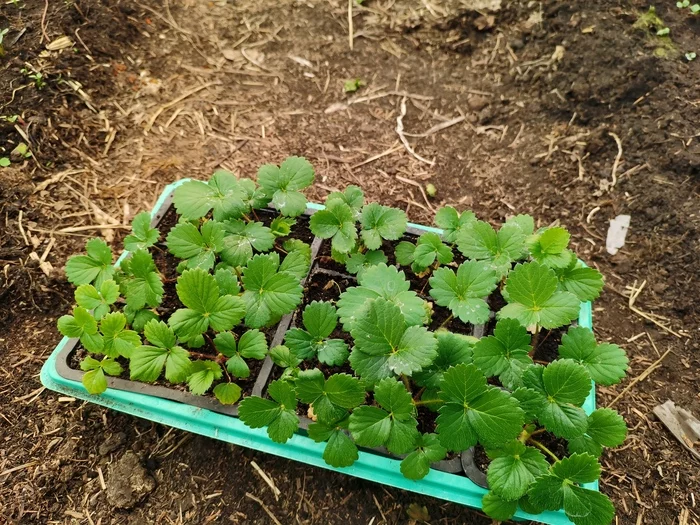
[295,370,365,424]
[506,214,535,236]
[481,492,518,522]
[82,367,108,394]
[173,171,246,220]
[269,344,301,368]
[349,298,437,384]
[436,364,524,451]
[326,185,364,215]
[283,239,312,264]
[558,326,628,386]
[100,312,140,358]
[214,267,240,295]
[498,262,580,329]
[270,216,295,237]
[285,301,349,366]
[242,253,302,328]
[359,203,407,250]
[556,263,605,302]
[278,249,310,281]
[456,221,526,277]
[486,440,549,501]
[411,232,453,271]
[167,221,225,270]
[124,250,164,310]
[124,211,159,252]
[170,268,246,339]
[413,330,475,389]
[220,220,275,267]
[58,306,98,339]
[551,452,601,483]
[400,433,447,480]
[310,201,357,253]
[257,156,314,216]
[349,378,418,454]
[238,329,268,359]
[337,263,429,331]
[429,261,498,325]
[65,238,114,287]
[586,408,627,447]
[213,382,242,405]
[434,206,477,243]
[528,454,611,524]
[528,227,575,268]
[128,320,191,383]
[394,241,416,267]
[238,177,271,212]
[522,361,592,439]
[187,360,223,395]
[74,279,119,320]
[345,250,388,275]
[239,380,299,442]
[214,330,267,378]
[569,408,627,457]
[101,357,123,376]
[130,345,191,383]
[308,417,359,468]
[473,318,532,389]
[543,359,592,406]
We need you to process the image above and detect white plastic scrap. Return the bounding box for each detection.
[606,214,631,255]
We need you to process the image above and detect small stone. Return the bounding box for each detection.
[467,95,490,112]
[99,432,126,456]
[106,451,155,509]
[509,38,525,50]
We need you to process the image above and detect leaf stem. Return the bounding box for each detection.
[528,438,560,462]
[439,314,453,330]
[401,374,411,392]
[187,351,217,361]
[529,324,540,357]
[413,386,426,402]
[413,398,443,407]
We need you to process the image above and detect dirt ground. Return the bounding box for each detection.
[1,0,699,523]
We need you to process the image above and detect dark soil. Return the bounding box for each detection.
[532,327,566,363]
[2,0,700,523]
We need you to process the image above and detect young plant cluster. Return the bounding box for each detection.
[58,157,628,525]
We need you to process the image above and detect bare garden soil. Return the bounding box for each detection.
[1,0,699,524]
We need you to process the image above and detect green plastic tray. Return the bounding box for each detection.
[41,180,598,525]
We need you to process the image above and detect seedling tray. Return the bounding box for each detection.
[41,180,598,525]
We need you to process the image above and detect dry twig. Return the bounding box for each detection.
[609,132,623,189]
[607,349,671,408]
[396,97,435,166]
[245,493,282,525]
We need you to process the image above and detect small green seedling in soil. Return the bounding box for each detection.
[257,156,315,217]
[241,252,304,328]
[434,206,476,243]
[429,260,498,325]
[124,211,159,252]
[21,69,46,89]
[285,301,349,366]
[395,232,453,274]
[336,263,430,330]
[343,78,364,93]
[0,157,10,167]
[686,51,697,61]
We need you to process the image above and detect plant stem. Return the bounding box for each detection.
[401,374,411,391]
[413,386,426,402]
[528,438,560,462]
[439,314,453,330]
[187,351,217,361]
[413,398,443,407]
[529,324,540,357]
[529,428,547,437]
